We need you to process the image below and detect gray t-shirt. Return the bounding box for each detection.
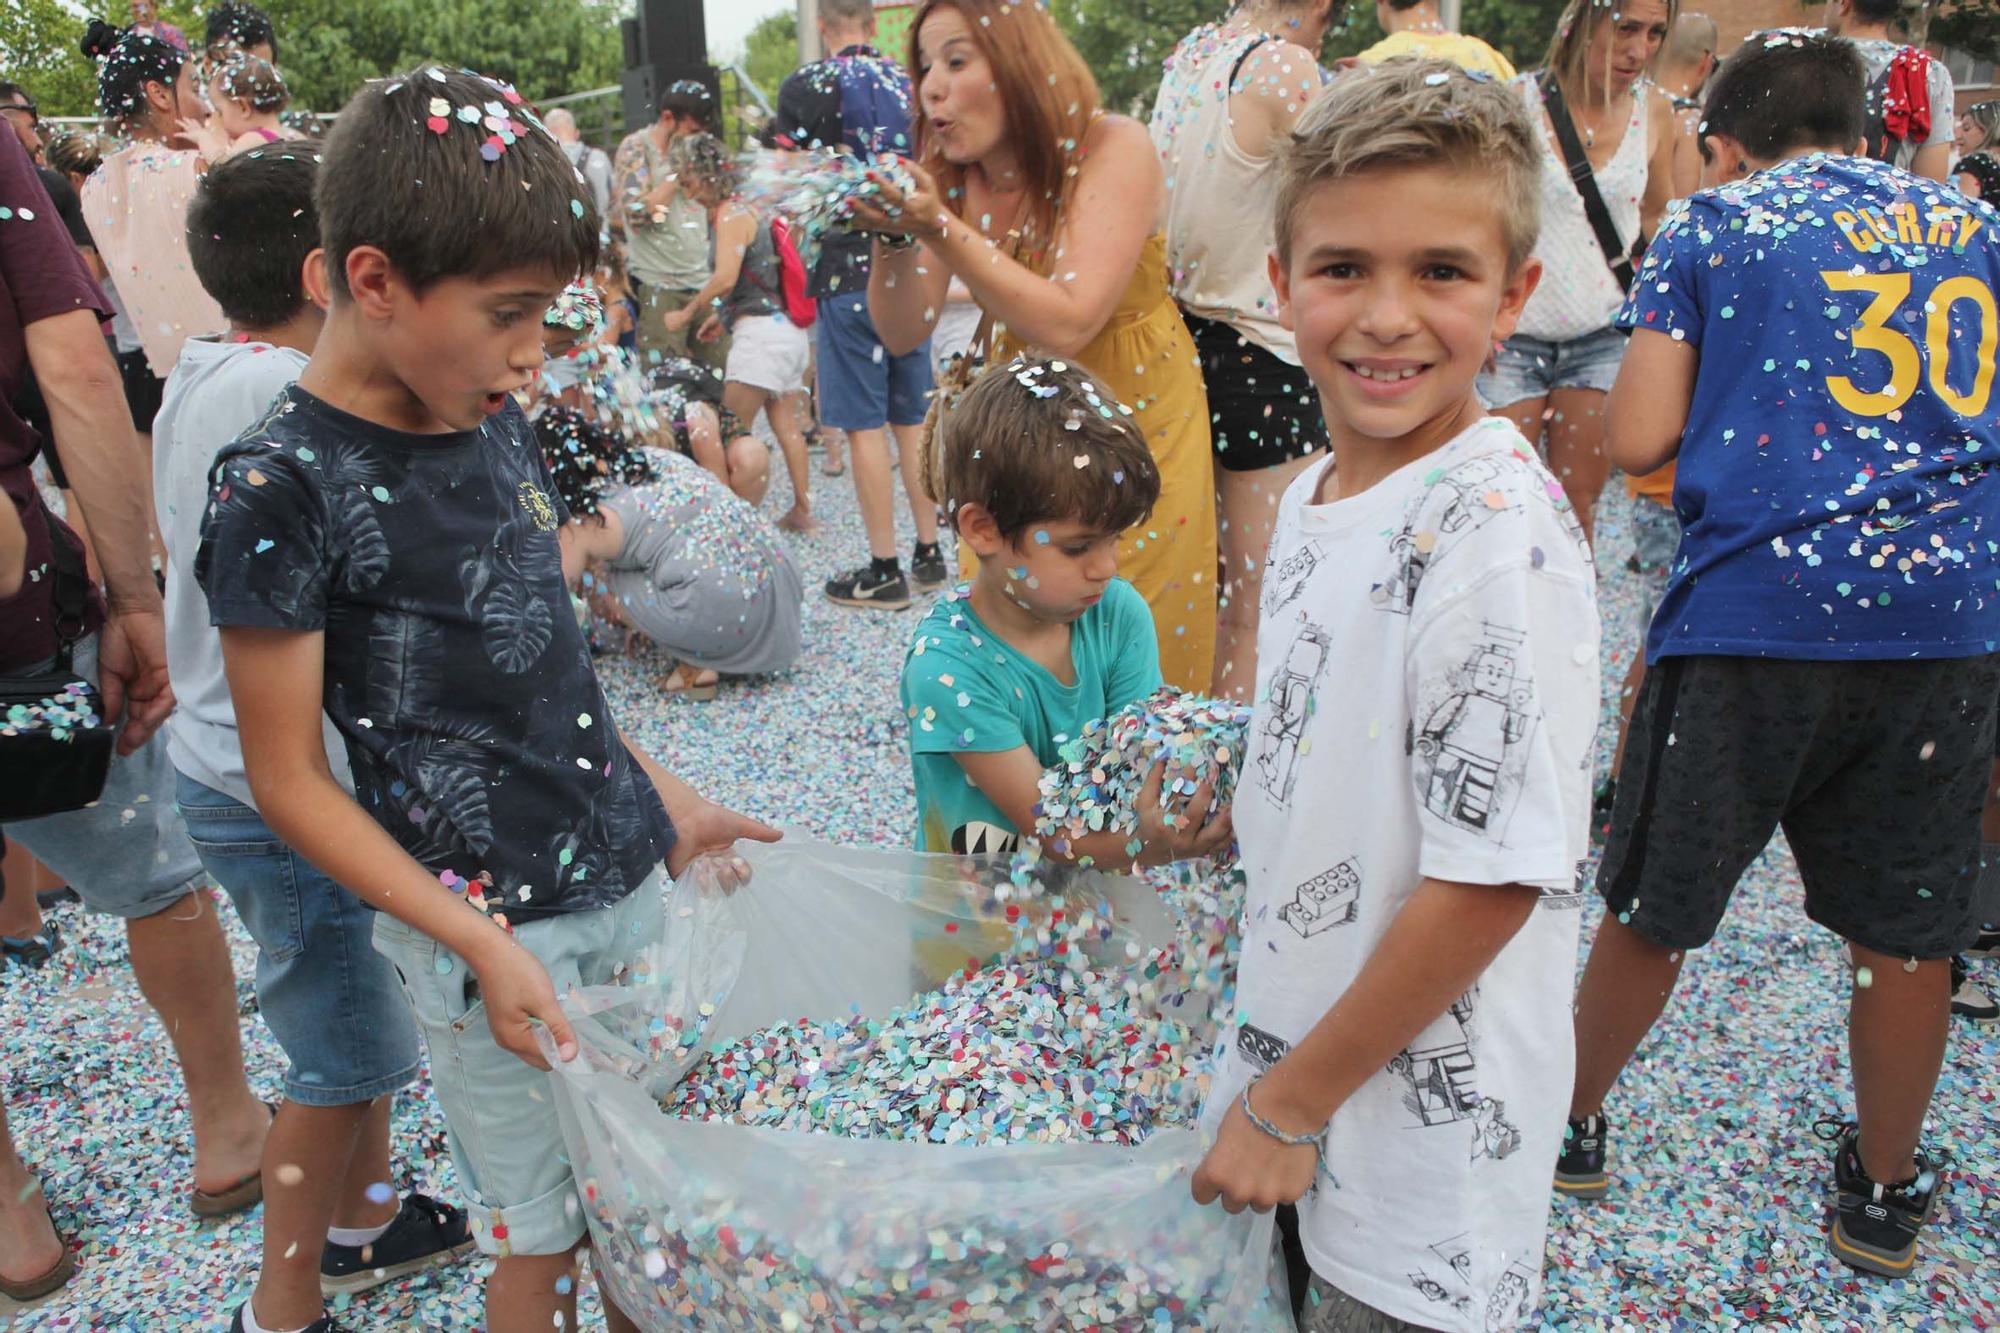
[152,336,350,805]
[1847,37,1957,171]
[614,128,711,290]
[600,448,803,675]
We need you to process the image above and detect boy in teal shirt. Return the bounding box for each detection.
[901,355,1233,864]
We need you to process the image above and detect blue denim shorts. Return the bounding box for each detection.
[372,871,666,1256]
[174,771,421,1106]
[1479,325,1628,407]
[814,292,934,431]
[3,636,204,920]
[1629,493,1681,634]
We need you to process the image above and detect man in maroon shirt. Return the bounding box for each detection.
[1,124,268,1302]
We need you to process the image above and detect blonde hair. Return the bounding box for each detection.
[1966,100,2000,156]
[1275,59,1542,271]
[1544,0,1681,97]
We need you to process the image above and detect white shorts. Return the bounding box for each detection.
[725,313,810,395]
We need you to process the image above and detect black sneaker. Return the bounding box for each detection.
[825,562,912,611]
[1950,957,1998,1023]
[320,1193,475,1295]
[910,544,950,591]
[1554,1112,1609,1200]
[1817,1119,1944,1278]
[1968,925,2000,960]
[230,1303,349,1332]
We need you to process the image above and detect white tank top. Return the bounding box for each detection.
[1150,26,1300,364]
[1515,75,1649,344]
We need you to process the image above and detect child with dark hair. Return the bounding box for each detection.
[899,354,1231,862]
[1567,28,2000,1281]
[539,405,803,695]
[195,66,777,1333]
[669,132,819,533]
[204,54,296,152]
[159,140,476,1333]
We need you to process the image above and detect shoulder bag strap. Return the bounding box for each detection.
[39,507,91,673]
[1538,71,1637,291]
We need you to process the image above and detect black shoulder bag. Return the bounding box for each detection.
[1538,71,1639,292]
[0,509,113,820]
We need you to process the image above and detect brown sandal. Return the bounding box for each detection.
[190,1100,278,1219]
[0,1208,75,1303]
[659,663,720,703]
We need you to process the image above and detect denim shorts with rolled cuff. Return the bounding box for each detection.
[3,636,206,920]
[371,868,667,1257]
[1477,324,1628,408]
[174,770,422,1107]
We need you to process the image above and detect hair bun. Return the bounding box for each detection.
[80,18,125,59]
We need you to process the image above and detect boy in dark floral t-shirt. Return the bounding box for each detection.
[195,66,776,1333]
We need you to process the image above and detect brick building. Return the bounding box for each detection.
[1699,0,1994,113]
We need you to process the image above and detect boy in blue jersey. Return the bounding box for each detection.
[1560,31,2000,1280]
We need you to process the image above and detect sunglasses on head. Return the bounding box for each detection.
[2,99,38,125]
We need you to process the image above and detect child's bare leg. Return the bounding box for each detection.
[1569,916,1686,1119]
[762,390,817,533]
[682,405,731,489]
[725,433,771,507]
[1545,387,1611,548]
[1848,945,1950,1183]
[889,421,940,546]
[486,1250,581,1333]
[252,1098,388,1330]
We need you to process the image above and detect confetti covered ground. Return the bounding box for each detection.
[5,463,1997,1330]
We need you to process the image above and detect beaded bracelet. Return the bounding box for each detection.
[1240,1076,1323,1148]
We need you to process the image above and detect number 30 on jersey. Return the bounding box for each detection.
[1820,270,1998,419]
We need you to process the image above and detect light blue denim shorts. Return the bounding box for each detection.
[175,770,421,1106]
[1479,325,1628,407]
[371,870,667,1257]
[4,635,205,920]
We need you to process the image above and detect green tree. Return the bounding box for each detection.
[8,0,624,118]
[1927,0,2000,63]
[741,10,800,106]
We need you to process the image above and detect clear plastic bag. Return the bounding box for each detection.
[547,835,1287,1330]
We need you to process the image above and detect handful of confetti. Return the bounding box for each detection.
[1033,688,1252,856]
[741,149,919,274]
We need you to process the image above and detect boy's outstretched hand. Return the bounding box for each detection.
[666,796,781,880]
[1190,1097,1319,1215]
[1134,761,1235,864]
[471,934,578,1071]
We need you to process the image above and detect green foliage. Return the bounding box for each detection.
[742,10,801,105]
[1928,0,2000,64]
[8,0,624,119]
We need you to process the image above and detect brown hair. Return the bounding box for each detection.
[213,52,286,113]
[1544,0,1680,98]
[908,0,1099,260]
[317,66,600,299]
[932,353,1160,541]
[1275,58,1542,272]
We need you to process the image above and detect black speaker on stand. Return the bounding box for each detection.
[620,0,720,134]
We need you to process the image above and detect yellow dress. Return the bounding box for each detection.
[989,233,1217,691]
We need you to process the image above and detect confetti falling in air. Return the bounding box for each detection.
[739,150,920,275]
[1034,687,1251,855]
[7,478,1997,1329]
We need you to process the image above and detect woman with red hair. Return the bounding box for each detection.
[857,0,1216,691]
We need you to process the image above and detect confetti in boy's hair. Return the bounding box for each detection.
[931,354,1160,542]
[315,64,600,299]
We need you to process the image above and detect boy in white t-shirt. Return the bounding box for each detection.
[1190,61,1601,1333]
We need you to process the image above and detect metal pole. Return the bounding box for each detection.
[800,0,822,62]
[1442,0,1462,31]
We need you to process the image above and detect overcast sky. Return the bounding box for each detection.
[705,0,794,63]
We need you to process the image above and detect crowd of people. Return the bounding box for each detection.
[0,0,1996,1329]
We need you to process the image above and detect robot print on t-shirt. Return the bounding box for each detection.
[1410,623,1536,839]
[1254,619,1332,809]
[1374,453,1522,614]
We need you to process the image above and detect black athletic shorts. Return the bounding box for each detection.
[1183,311,1329,473]
[116,347,164,433]
[1599,653,2000,959]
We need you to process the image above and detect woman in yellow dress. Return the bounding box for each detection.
[857,0,1217,691]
